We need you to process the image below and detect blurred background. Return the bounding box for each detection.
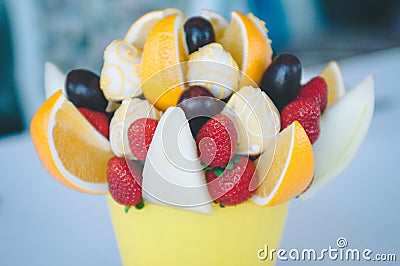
[1,0,400,136]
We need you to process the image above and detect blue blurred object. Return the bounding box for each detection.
[249,1,289,53]
[0,0,23,136]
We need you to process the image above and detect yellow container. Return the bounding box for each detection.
[107,195,288,266]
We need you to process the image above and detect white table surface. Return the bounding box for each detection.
[1,48,399,265]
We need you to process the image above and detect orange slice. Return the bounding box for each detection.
[140,13,188,111]
[252,121,314,206]
[30,90,114,194]
[124,8,183,49]
[221,11,273,86]
[320,60,346,108]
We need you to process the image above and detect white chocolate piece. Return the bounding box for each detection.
[109,98,161,158]
[186,43,240,99]
[222,86,280,156]
[100,40,142,101]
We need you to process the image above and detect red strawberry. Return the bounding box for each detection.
[196,114,238,167]
[206,156,258,206]
[127,118,158,162]
[78,107,109,138]
[296,76,328,113]
[107,156,143,206]
[281,98,321,144]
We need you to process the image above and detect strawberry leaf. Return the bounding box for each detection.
[232,155,241,163]
[135,199,145,210]
[225,161,234,170]
[203,165,213,171]
[213,167,224,176]
[124,206,131,213]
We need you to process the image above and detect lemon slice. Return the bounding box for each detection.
[124,8,183,49]
[252,121,314,206]
[221,11,273,86]
[320,61,346,107]
[141,13,188,111]
[30,91,114,194]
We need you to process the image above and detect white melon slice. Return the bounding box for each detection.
[142,107,213,215]
[300,75,375,199]
[44,61,66,99]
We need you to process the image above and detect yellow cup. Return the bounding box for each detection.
[107,195,288,266]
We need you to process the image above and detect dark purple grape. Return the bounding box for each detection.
[260,54,302,111]
[177,85,224,137]
[66,69,108,112]
[184,17,215,54]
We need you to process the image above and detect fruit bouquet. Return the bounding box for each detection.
[31,8,374,266]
